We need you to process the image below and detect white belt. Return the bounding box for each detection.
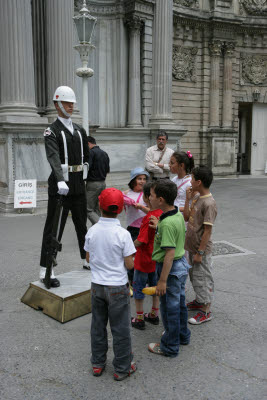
[68,165,83,172]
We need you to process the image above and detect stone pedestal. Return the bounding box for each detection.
[21,270,92,323]
[200,128,238,175]
[0,121,51,213]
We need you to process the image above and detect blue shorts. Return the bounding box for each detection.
[133,269,158,300]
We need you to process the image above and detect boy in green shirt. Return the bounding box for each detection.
[148,180,191,357]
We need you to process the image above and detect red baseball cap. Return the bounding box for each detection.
[98,188,124,215]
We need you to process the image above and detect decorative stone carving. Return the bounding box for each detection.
[240,0,267,15]
[209,40,223,57]
[125,15,143,31]
[75,0,124,15]
[74,1,154,18]
[243,33,249,46]
[174,0,199,8]
[241,54,267,85]
[224,42,235,57]
[172,46,198,82]
[125,0,155,16]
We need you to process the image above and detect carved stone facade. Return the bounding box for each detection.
[172,46,198,82]
[241,54,267,85]
[172,0,267,176]
[1,0,267,212]
[174,0,199,9]
[240,0,267,15]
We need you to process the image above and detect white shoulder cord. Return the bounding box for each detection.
[61,131,68,164]
[77,130,84,165]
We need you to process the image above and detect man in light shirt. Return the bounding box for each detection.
[145,131,174,180]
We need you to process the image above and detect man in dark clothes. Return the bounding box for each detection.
[86,136,110,226]
[39,86,90,287]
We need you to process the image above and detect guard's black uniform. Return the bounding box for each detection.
[40,119,89,268]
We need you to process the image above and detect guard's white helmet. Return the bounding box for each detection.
[53,86,76,103]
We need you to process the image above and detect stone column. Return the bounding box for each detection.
[150,0,173,123]
[125,16,143,127]
[222,42,235,128]
[32,0,47,115]
[0,0,40,122]
[45,0,76,120]
[209,40,222,128]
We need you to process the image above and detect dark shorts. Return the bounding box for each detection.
[133,269,157,300]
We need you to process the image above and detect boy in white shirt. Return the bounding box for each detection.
[84,188,137,381]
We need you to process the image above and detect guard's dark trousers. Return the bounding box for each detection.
[40,193,87,267]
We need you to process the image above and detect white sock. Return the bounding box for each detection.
[39,267,55,280]
[82,259,89,267]
[39,267,46,280]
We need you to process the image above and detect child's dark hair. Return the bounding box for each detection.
[128,175,148,190]
[151,180,177,206]
[143,182,153,199]
[192,165,213,188]
[172,151,194,174]
[102,205,118,218]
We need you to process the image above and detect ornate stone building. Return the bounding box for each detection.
[0,0,267,212]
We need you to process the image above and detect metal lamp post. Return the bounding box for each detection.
[73,1,97,135]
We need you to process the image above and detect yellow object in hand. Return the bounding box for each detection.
[142,286,156,295]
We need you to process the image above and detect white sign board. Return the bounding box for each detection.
[14,180,37,209]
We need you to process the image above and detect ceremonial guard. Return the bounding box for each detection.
[39,86,90,287]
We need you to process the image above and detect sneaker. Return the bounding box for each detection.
[114,362,137,381]
[186,299,204,310]
[144,313,159,325]
[131,317,145,330]
[83,260,91,270]
[148,343,165,356]
[92,366,105,377]
[188,310,212,325]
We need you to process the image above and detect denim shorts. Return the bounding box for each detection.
[133,269,157,300]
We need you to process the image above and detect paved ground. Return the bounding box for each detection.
[0,177,267,400]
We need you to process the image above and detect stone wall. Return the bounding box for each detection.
[172,25,203,165]
[172,0,267,174]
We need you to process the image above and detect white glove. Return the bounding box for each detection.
[57,181,69,196]
[83,162,89,180]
